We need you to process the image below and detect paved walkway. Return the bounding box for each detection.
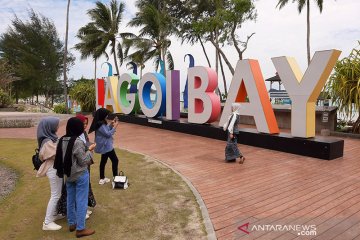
[1,115,360,240]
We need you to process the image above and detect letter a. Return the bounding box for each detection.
[104,76,121,113]
[219,60,279,134]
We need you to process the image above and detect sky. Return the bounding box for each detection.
[0,0,359,92]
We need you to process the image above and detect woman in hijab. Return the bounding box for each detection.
[89,108,119,185]
[54,117,96,238]
[224,103,246,163]
[37,117,64,231]
[76,114,96,215]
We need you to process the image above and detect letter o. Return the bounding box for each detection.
[138,73,166,118]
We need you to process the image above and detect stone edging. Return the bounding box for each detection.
[122,148,217,240]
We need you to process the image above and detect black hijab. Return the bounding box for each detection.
[89,108,110,133]
[54,117,84,178]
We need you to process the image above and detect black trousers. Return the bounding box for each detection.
[99,149,119,179]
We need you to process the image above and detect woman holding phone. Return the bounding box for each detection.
[89,108,119,185]
[54,117,96,237]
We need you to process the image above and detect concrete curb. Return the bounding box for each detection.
[330,131,360,139]
[121,147,217,240]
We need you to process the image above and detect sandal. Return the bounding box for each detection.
[239,156,246,164]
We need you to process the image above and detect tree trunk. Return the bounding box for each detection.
[63,0,70,112]
[219,53,228,96]
[94,58,97,80]
[198,36,211,67]
[161,47,166,72]
[112,41,120,75]
[307,0,311,65]
[353,107,360,134]
[210,38,235,74]
[214,31,223,101]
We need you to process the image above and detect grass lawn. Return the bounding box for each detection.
[0,139,206,240]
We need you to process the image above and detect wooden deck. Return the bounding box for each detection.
[1,118,359,239]
[115,123,360,240]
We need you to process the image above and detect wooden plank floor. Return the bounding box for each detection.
[114,123,360,240]
[1,119,359,240]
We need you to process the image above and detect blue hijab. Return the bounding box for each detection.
[37,117,60,148]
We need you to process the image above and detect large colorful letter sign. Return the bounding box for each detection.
[219,60,279,134]
[187,67,221,123]
[138,73,166,118]
[104,76,121,113]
[95,78,105,109]
[118,73,140,114]
[272,49,341,138]
[166,70,180,120]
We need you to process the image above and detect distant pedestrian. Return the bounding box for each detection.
[224,103,245,163]
[89,108,119,185]
[36,116,64,231]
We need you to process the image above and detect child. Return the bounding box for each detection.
[89,108,119,185]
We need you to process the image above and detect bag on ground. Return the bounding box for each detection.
[112,171,129,189]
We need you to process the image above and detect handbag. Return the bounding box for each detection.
[112,171,129,189]
[57,181,67,215]
[32,148,43,170]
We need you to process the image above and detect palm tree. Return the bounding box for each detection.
[326,42,360,133]
[82,0,126,75]
[74,23,109,80]
[277,0,324,65]
[63,0,71,112]
[128,2,174,71]
[124,42,149,78]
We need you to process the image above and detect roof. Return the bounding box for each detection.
[265,74,281,82]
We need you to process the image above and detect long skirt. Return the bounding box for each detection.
[225,132,242,161]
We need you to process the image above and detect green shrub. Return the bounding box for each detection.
[69,79,96,112]
[16,106,25,112]
[53,103,70,114]
[0,89,12,107]
[0,119,33,128]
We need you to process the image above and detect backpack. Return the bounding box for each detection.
[32,148,42,170]
[32,138,45,170]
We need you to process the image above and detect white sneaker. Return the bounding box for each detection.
[86,214,90,220]
[53,214,65,221]
[87,210,92,215]
[99,178,110,185]
[42,222,62,231]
